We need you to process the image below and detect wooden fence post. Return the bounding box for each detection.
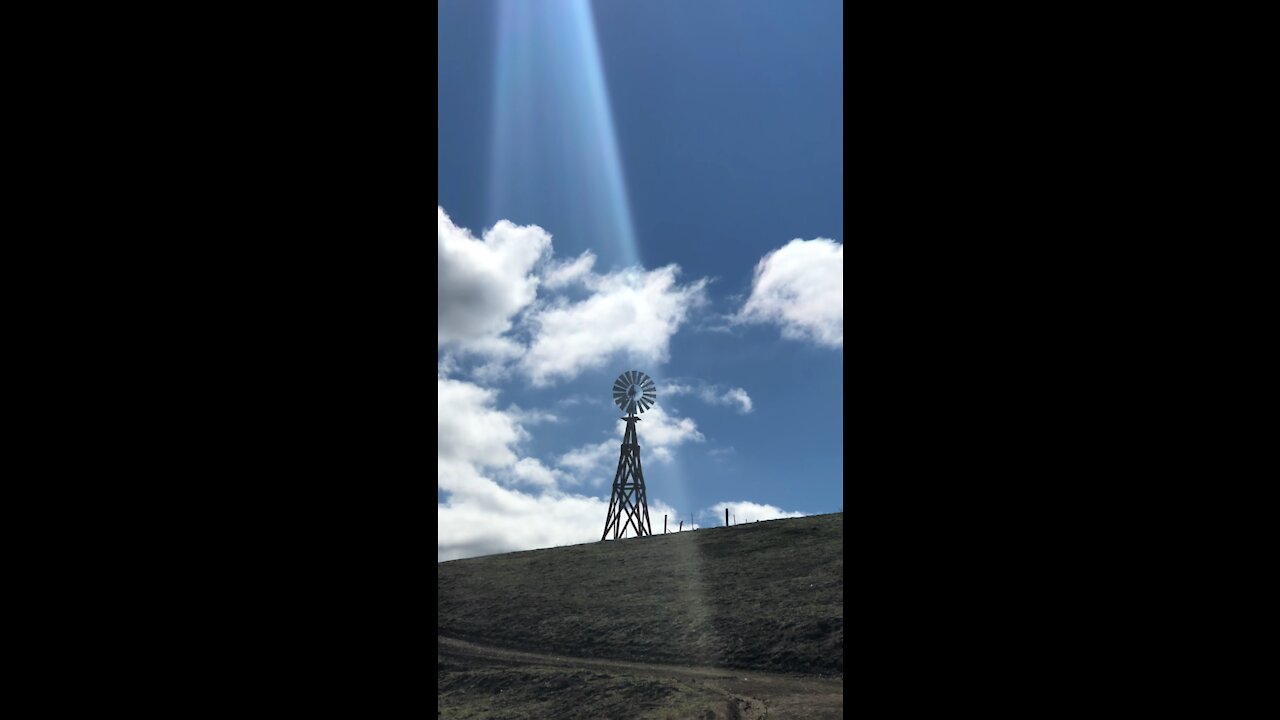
[664,514,667,534]
[725,508,729,527]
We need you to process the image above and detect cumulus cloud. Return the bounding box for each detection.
[557,440,615,481]
[438,377,526,468]
[636,405,705,455]
[439,459,696,561]
[522,265,708,386]
[542,250,596,289]
[438,207,712,387]
[664,380,753,414]
[438,472,607,561]
[511,458,563,487]
[556,404,706,485]
[736,238,843,348]
[724,388,753,413]
[437,379,782,560]
[437,381,612,560]
[436,209,802,561]
[438,482,690,561]
[438,376,699,561]
[438,206,551,354]
[505,405,561,425]
[438,353,459,378]
[706,501,807,524]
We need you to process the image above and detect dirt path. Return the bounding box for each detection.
[438,635,843,719]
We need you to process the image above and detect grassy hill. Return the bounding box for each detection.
[437,512,843,677]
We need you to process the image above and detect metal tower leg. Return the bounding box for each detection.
[601,413,652,541]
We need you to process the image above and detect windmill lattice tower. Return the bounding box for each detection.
[602,370,656,540]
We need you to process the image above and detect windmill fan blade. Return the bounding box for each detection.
[610,371,658,415]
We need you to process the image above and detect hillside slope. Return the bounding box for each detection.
[437,512,843,677]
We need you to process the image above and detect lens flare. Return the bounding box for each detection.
[488,0,639,269]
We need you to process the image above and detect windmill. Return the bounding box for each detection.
[601,370,656,540]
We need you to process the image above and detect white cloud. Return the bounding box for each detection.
[505,405,561,425]
[723,388,753,414]
[557,440,615,482]
[522,265,708,386]
[471,357,515,384]
[436,384,607,560]
[437,377,526,468]
[437,376,700,561]
[664,382,694,396]
[736,238,843,348]
[511,458,563,487]
[436,377,783,561]
[438,483,693,561]
[438,353,459,378]
[555,404,705,486]
[705,501,807,524]
[438,207,712,387]
[663,380,753,414]
[436,209,789,561]
[637,405,705,454]
[542,251,596,289]
[438,206,551,354]
[438,473,609,562]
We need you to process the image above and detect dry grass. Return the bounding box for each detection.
[438,512,843,676]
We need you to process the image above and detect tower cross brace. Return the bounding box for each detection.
[601,412,652,540]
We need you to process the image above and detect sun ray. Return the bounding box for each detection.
[487,0,640,270]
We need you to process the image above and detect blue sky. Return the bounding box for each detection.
[438,0,843,561]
